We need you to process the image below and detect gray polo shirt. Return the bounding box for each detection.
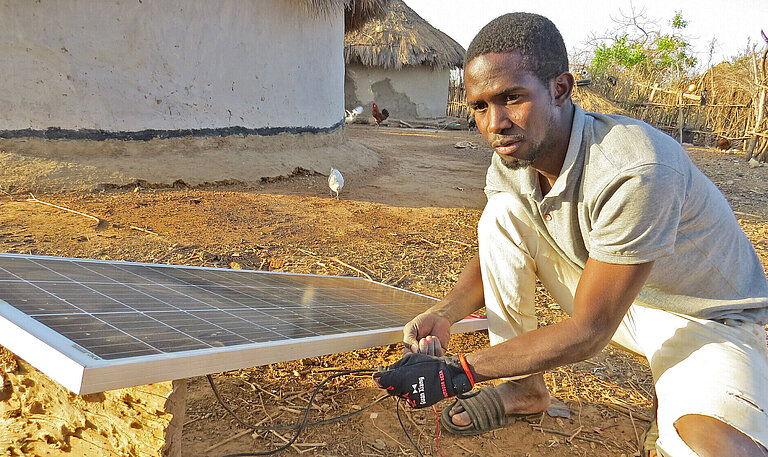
[485,105,768,324]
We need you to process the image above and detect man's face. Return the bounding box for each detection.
[465,52,558,170]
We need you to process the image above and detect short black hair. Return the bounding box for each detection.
[465,13,568,84]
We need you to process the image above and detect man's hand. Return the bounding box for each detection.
[403,312,452,355]
[373,353,474,408]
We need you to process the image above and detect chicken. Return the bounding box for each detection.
[345,106,363,124]
[717,137,731,151]
[371,102,389,127]
[328,167,344,199]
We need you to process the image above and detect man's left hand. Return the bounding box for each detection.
[373,353,475,408]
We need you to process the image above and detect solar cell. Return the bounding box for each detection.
[0,253,486,394]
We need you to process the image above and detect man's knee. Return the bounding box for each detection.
[478,193,534,249]
[673,414,767,457]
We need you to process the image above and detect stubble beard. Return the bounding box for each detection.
[499,139,545,170]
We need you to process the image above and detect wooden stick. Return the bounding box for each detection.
[252,383,281,400]
[453,442,476,455]
[445,239,475,248]
[530,425,605,445]
[629,409,642,456]
[203,429,252,453]
[329,257,373,281]
[268,430,304,454]
[296,248,318,257]
[153,244,197,263]
[604,403,652,422]
[183,416,205,427]
[567,425,584,443]
[369,416,405,448]
[130,225,161,236]
[26,193,106,227]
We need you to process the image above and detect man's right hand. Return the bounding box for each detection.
[403,311,452,356]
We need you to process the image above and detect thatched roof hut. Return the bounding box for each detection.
[344,0,464,70]
[344,0,465,119]
[0,0,387,190]
[298,0,391,32]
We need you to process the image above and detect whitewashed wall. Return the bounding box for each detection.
[0,0,344,132]
[345,63,450,119]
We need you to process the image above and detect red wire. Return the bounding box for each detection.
[433,405,445,457]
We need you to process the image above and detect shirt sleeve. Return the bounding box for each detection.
[588,164,686,264]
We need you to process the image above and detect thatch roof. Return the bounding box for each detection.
[344,0,465,70]
[294,0,391,33]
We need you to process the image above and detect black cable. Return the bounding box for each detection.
[396,397,425,457]
[207,368,376,457]
[206,372,385,431]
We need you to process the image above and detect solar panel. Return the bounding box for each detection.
[0,253,486,394]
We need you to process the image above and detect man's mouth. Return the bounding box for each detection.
[492,137,524,155]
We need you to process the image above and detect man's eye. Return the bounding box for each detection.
[505,94,520,103]
[471,104,487,112]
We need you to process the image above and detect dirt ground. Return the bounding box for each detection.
[1,124,767,457]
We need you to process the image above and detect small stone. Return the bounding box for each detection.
[547,397,571,418]
[372,439,386,450]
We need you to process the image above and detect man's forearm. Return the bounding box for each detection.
[465,317,606,382]
[428,253,485,323]
[465,259,653,382]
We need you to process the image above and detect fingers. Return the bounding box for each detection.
[417,335,443,356]
[403,312,450,355]
[403,322,422,354]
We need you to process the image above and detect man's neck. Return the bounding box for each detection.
[533,102,575,192]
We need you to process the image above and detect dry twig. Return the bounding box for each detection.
[369,416,405,448]
[268,429,306,454]
[629,409,642,455]
[530,425,605,445]
[604,403,652,422]
[203,429,252,453]
[329,257,373,280]
[445,239,475,248]
[734,211,763,219]
[130,225,161,236]
[153,244,197,263]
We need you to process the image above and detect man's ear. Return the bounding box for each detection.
[552,72,575,106]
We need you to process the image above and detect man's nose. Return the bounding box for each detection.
[486,104,513,134]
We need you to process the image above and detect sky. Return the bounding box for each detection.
[406,0,768,71]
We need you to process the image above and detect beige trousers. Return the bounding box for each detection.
[478,192,768,457]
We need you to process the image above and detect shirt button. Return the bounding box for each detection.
[544,213,552,221]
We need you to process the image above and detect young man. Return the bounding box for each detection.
[374,13,768,457]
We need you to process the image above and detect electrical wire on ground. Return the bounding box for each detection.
[207,368,436,457]
[396,397,424,457]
